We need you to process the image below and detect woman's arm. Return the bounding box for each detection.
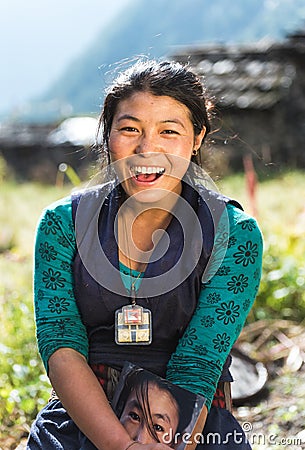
[34,198,170,450]
[48,348,133,450]
[49,348,171,450]
[166,203,263,410]
[34,197,88,369]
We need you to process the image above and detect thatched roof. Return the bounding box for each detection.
[171,31,305,109]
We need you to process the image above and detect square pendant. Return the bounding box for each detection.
[115,305,152,345]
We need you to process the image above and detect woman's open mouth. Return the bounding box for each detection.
[130,166,165,183]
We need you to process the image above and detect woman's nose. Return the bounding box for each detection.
[136,133,158,155]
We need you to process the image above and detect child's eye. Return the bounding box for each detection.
[129,411,140,422]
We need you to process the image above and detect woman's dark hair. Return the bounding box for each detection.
[114,367,195,444]
[97,59,212,165]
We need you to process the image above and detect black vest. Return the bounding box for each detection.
[72,179,241,377]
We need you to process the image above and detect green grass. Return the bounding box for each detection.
[0,182,71,442]
[0,170,305,443]
[219,170,305,235]
[219,171,305,322]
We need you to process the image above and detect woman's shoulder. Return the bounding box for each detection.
[35,195,76,249]
[39,180,115,218]
[226,201,260,228]
[37,195,74,233]
[40,194,73,216]
[70,182,117,209]
[225,202,263,249]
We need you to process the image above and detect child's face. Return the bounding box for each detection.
[120,384,179,445]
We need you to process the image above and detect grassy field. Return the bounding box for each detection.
[219,170,305,322]
[0,170,305,446]
[0,182,72,444]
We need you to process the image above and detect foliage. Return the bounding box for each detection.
[255,230,305,321]
[0,256,50,429]
[0,171,304,443]
[0,181,70,441]
[219,170,305,322]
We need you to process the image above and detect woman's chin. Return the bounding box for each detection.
[127,188,171,205]
[122,178,182,206]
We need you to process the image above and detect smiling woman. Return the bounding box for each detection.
[108,92,205,204]
[26,59,263,450]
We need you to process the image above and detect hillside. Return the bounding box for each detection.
[23,0,305,122]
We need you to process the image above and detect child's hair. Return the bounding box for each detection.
[114,367,196,443]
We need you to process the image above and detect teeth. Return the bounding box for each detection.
[131,166,165,175]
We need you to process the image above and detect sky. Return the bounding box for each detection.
[0,0,132,115]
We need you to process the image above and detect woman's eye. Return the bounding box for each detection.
[121,126,138,132]
[161,129,179,135]
[153,424,165,433]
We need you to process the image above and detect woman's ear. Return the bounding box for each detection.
[194,126,207,151]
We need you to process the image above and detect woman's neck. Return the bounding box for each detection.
[118,201,176,272]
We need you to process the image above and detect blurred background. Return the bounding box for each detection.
[1,0,305,180]
[1,1,305,448]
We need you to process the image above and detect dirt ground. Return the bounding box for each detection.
[233,365,305,449]
[233,320,305,450]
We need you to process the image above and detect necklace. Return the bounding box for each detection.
[120,262,143,304]
[115,211,152,346]
[129,270,143,305]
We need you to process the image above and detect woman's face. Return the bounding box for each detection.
[108,92,206,203]
[120,384,179,446]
